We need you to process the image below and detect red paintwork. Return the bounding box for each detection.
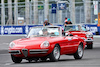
[9,36,86,58]
[68,31,93,45]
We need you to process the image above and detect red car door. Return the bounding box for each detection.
[64,36,79,54]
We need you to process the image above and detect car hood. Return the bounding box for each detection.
[12,37,61,49]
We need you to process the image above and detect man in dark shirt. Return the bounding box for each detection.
[43,19,52,26]
[64,18,72,27]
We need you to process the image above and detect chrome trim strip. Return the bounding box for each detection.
[29,49,49,52]
[9,50,21,54]
[30,52,47,54]
[85,40,93,42]
[29,49,49,54]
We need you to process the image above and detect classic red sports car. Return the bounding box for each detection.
[64,24,93,49]
[9,26,86,63]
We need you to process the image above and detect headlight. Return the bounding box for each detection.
[9,42,15,48]
[90,35,93,37]
[41,41,50,48]
[86,35,90,37]
[86,34,93,37]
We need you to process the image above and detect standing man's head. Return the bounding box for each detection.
[65,17,67,20]
[44,19,48,23]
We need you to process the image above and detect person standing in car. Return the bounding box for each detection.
[64,18,72,27]
[43,19,52,26]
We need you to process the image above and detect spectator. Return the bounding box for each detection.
[64,17,68,23]
[43,19,52,26]
[67,18,72,24]
[64,18,72,27]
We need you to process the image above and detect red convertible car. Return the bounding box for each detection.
[64,24,93,49]
[9,26,86,63]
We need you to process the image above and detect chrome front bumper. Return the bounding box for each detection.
[9,49,49,55]
[85,38,93,42]
[9,50,21,55]
[29,49,49,54]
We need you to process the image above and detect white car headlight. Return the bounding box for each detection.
[86,34,93,37]
[41,41,50,48]
[9,42,15,48]
[86,35,90,37]
[90,34,93,37]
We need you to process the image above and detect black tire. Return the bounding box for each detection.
[74,44,84,59]
[40,57,47,62]
[28,59,32,63]
[11,55,22,63]
[87,43,93,49]
[49,45,60,62]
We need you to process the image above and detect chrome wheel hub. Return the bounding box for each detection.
[78,45,83,57]
[53,47,60,60]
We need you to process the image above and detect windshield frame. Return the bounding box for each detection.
[64,24,87,31]
[27,26,62,38]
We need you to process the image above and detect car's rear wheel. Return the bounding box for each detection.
[87,43,93,49]
[49,45,60,62]
[74,44,84,59]
[11,55,22,63]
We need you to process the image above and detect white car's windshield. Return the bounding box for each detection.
[64,25,87,31]
[27,27,61,38]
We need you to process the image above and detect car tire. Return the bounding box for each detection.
[40,57,47,62]
[28,59,32,63]
[87,43,93,49]
[49,45,60,62]
[11,55,22,63]
[74,44,84,59]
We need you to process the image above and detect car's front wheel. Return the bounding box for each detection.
[11,55,22,63]
[74,44,84,59]
[49,45,60,62]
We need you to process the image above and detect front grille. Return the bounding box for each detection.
[22,49,28,57]
[87,38,92,40]
[29,49,49,54]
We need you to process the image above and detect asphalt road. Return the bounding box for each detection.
[0,36,100,67]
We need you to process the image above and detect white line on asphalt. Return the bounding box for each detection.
[5,63,12,66]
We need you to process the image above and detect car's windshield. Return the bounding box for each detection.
[27,27,61,38]
[64,25,87,31]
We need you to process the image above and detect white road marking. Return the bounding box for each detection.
[5,63,12,66]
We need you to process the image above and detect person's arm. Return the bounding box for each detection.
[48,22,53,25]
[64,23,67,26]
[43,24,45,26]
[50,23,53,25]
[43,22,45,26]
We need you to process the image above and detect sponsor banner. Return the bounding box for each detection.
[3,26,26,35]
[58,3,66,10]
[0,25,100,35]
[51,4,57,13]
[85,24,98,35]
[26,25,43,34]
